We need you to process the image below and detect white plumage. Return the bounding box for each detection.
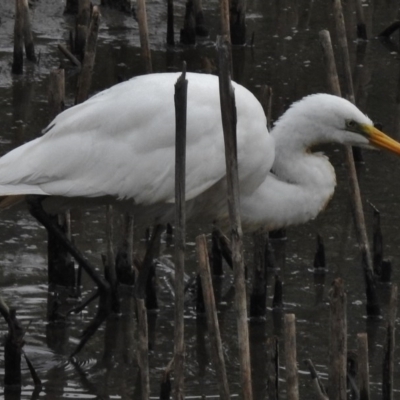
[0,72,399,230]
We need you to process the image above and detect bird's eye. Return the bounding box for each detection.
[345,120,357,130]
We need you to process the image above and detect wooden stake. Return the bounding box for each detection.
[196,234,231,400]
[137,298,150,400]
[12,0,24,74]
[47,69,76,288]
[58,44,81,68]
[266,336,279,400]
[48,69,65,117]
[180,0,196,45]
[382,284,398,400]
[217,35,252,400]
[104,205,117,289]
[21,0,36,62]
[75,0,91,61]
[137,0,152,73]
[319,29,379,315]
[0,298,23,388]
[230,0,246,45]
[332,0,355,103]
[220,0,230,39]
[211,227,224,276]
[284,314,299,400]
[371,204,383,276]
[357,333,370,400]
[193,0,207,36]
[166,0,175,46]
[173,66,188,400]
[250,231,267,318]
[260,85,273,131]
[75,6,101,104]
[329,278,347,400]
[355,0,367,40]
[303,359,328,400]
[313,234,326,270]
[272,275,283,309]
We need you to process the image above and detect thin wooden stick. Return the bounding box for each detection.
[12,0,24,74]
[220,0,230,38]
[266,337,279,400]
[329,278,347,400]
[75,0,91,61]
[303,359,329,400]
[371,204,383,276]
[284,314,299,400]
[1,299,23,387]
[75,6,100,104]
[196,234,231,400]
[136,0,152,73]
[382,284,398,400]
[48,69,65,118]
[217,35,252,400]
[260,85,273,131]
[166,0,175,46]
[319,29,379,316]
[137,298,150,400]
[21,0,36,62]
[58,44,81,68]
[180,0,196,45]
[229,0,246,45]
[332,0,355,103]
[211,227,224,276]
[105,205,117,290]
[357,333,370,400]
[173,65,188,400]
[250,231,267,318]
[330,2,374,275]
[355,0,367,40]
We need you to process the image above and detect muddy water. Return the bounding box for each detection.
[1,0,400,399]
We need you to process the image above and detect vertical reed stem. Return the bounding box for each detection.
[220,0,230,38]
[21,0,36,62]
[137,0,152,73]
[137,298,150,400]
[266,336,279,400]
[75,6,100,104]
[12,0,24,74]
[173,66,188,400]
[284,314,299,400]
[329,278,347,400]
[319,29,379,315]
[196,234,231,400]
[217,35,252,400]
[357,332,370,400]
[382,284,398,400]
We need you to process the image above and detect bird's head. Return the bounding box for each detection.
[272,93,400,155]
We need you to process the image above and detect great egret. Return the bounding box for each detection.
[0,72,400,231]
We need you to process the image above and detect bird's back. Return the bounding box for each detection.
[0,72,272,222]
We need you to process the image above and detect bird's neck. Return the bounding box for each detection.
[272,124,336,226]
[240,125,337,231]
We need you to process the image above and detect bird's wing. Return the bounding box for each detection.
[0,73,271,208]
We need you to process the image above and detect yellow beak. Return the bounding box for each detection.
[362,124,400,155]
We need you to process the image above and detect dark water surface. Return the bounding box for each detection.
[1,0,400,399]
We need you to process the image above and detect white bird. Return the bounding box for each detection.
[0,72,399,231]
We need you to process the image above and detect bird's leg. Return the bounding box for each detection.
[26,195,113,356]
[26,195,109,292]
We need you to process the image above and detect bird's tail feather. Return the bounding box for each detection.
[0,184,48,209]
